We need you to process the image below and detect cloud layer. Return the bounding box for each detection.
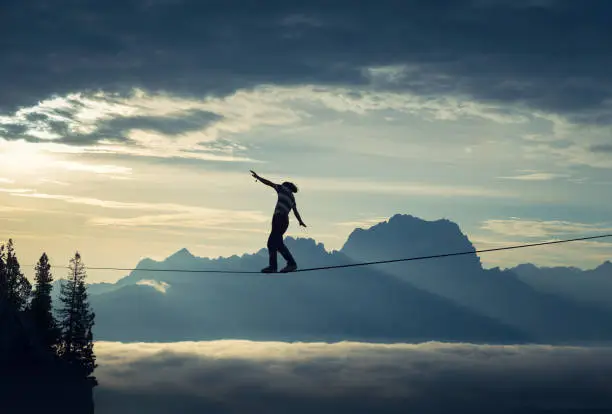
[481,218,612,238]
[94,340,612,414]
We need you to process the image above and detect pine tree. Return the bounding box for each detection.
[58,252,97,379]
[4,239,32,311]
[29,253,61,352]
[0,243,7,300]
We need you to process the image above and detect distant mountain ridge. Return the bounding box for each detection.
[512,260,612,311]
[86,236,528,343]
[55,214,612,345]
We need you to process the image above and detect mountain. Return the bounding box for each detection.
[512,261,612,310]
[88,238,529,344]
[340,214,612,342]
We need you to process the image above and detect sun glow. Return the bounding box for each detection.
[0,139,55,175]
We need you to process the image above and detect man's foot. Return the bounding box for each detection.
[261,266,277,273]
[280,263,298,273]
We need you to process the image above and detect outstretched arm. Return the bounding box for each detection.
[251,170,277,189]
[293,205,306,227]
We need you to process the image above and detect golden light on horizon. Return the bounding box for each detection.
[0,139,56,176]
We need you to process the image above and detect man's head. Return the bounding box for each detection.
[282,181,298,193]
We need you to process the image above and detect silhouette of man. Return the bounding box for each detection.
[251,170,306,273]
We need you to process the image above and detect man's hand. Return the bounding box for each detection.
[251,170,276,188]
[299,221,307,227]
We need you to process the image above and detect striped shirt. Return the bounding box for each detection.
[274,184,295,215]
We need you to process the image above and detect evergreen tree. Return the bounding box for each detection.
[4,239,32,311]
[0,243,7,300]
[58,252,97,379]
[29,253,61,352]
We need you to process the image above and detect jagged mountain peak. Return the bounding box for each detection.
[512,263,539,272]
[343,214,462,245]
[166,247,196,262]
[341,213,479,270]
[595,260,612,272]
[285,237,328,254]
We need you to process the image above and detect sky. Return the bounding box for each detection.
[2,0,612,283]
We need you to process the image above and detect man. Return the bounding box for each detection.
[250,170,306,273]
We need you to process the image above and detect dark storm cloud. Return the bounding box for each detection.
[590,144,612,153]
[94,341,612,414]
[0,123,29,137]
[59,109,223,146]
[3,0,612,124]
[98,110,221,136]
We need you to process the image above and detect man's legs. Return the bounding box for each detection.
[275,214,297,272]
[278,244,296,267]
[262,214,297,273]
[266,233,280,271]
[262,214,283,272]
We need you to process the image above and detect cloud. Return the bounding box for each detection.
[298,176,515,198]
[280,85,528,124]
[94,340,612,414]
[63,109,223,145]
[515,112,612,170]
[15,191,264,215]
[335,217,389,228]
[136,279,170,294]
[475,219,612,267]
[0,205,30,213]
[0,138,133,178]
[0,96,218,164]
[499,172,568,181]
[55,161,132,175]
[3,0,612,127]
[0,93,134,139]
[0,187,35,194]
[472,236,612,269]
[89,213,270,232]
[0,93,224,147]
[481,218,612,238]
[590,144,612,153]
[530,141,612,169]
[8,190,269,231]
[0,139,57,173]
[37,178,70,186]
[0,89,290,162]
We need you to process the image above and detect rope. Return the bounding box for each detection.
[28,233,612,274]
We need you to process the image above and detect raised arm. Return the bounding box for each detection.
[251,170,277,189]
[293,204,306,227]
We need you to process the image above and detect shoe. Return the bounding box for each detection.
[261,266,277,273]
[280,263,298,273]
